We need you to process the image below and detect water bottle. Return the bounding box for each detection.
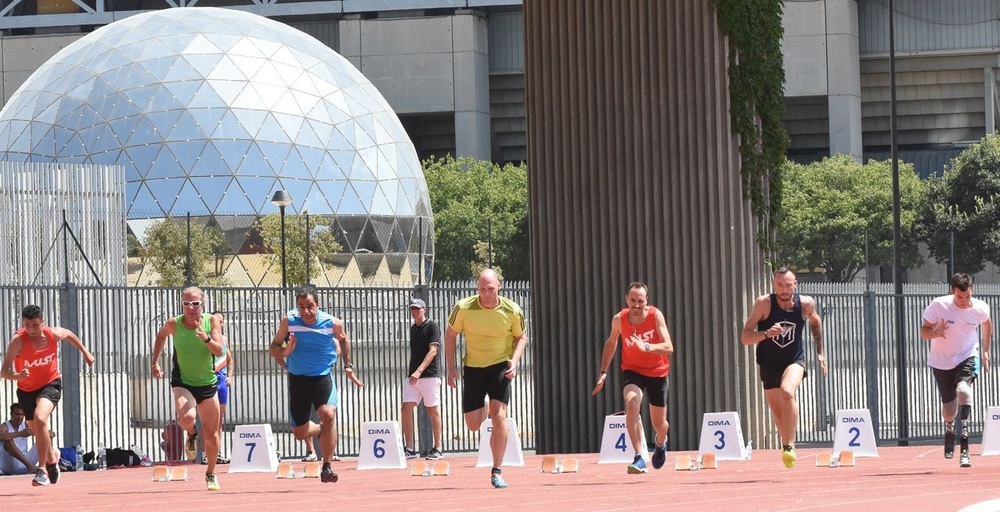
[97,442,107,470]
[75,445,83,471]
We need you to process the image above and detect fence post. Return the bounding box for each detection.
[863,290,881,440]
[59,283,83,447]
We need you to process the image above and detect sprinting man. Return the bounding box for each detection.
[445,268,528,489]
[401,298,443,460]
[920,272,992,468]
[269,285,363,484]
[741,268,826,468]
[151,286,225,491]
[592,282,674,474]
[0,305,94,486]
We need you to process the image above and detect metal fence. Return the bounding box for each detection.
[5,280,996,460]
[0,281,532,462]
[796,282,1000,447]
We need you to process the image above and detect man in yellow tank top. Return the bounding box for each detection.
[445,268,527,489]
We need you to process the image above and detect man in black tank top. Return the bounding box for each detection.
[741,268,826,469]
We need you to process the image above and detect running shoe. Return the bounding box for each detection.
[302,450,317,462]
[425,448,443,460]
[944,429,956,459]
[651,443,667,470]
[627,455,647,474]
[321,465,338,483]
[782,446,797,469]
[491,469,507,488]
[960,451,972,468]
[216,456,230,464]
[206,473,220,491]
[185,431,198,461]
[31,468,49,486]
[403,447,419,459]
[46,463,60,484]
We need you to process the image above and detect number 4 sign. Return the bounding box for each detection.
[697,412,749,461]
[833,409,878,457]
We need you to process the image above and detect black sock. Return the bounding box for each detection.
[491,467,502,474]
[323,462,331,471]
[960,404,972,421]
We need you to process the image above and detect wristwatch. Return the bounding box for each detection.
[644,342,651,351]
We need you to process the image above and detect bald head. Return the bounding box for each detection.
[477,268,501,308]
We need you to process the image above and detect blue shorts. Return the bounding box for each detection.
[216,369,229,406]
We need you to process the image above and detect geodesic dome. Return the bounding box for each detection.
[0,7,433,286]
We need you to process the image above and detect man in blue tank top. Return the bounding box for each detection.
[269,285,363,483]
[741,268,826,469]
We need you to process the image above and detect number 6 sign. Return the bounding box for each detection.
[357,421,407,470]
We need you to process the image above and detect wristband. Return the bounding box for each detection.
[344,363,354,370]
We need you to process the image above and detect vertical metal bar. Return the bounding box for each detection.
[863,290,881,440]
[888,0,909,446]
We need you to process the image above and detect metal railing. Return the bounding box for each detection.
[0,282,533,461]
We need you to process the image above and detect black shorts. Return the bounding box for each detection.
[17,379,62,420]
[462,362,512,413]
[622,370,670,407]
[933,356,978,403]
[759,360,807,390]
[287,373,338,427]
[170,379,219,404]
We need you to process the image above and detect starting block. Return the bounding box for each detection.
[152,465,188,482]
[675,454,715,471]
[816,450,855,468]
[276,462,295,479]
[674,455,693,471]
[304,461,321,478]
[816,452,832,467]
[699,453,717,469]
[540,456,580,474]
[410,460,450,476]
[839,450,856,467]
[432,461,450,476]
[561,458,579,473]
[411,460,430,476]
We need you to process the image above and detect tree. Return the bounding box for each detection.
[776,155,926,282]
[142,217,216,286]
[255,213,342,287]
[423,155,529,281]
[923,134,1000,274]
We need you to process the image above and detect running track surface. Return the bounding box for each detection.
[1,445,997,511]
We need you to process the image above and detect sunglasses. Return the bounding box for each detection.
[182,301,203,308]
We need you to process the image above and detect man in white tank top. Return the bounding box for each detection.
[0,403,43,475]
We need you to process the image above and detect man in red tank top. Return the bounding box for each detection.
[0,305,94,487]
[592,282,675,474]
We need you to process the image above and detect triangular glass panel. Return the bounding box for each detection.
[164,139,207,174]
[214,185,255,216]
[232,176,277,213]
[204,55,248,82]
[147,145,185,179]
[368,183,394,216]
[235,143,272,176]
[169,178,208,216]
[142,178,185,216]
[191,176,231,212]
[206,79,247,108]
[368,215,393,250]
[277,149,312,180]
[187,82,225,109]
[211,139,252,169]
[191,141,232,177]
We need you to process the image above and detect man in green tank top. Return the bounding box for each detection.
[152,286,225,491]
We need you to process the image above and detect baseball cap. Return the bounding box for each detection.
[409,298,426,309]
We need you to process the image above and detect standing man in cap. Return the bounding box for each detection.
[400,298,444,460]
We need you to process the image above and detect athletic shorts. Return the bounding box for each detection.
[216,370,229,406]
[933,356,978,403]
[170,364,218,404]
[622,370,670,407]
[402,376,442,407]
[758,360,807,390]
[287,373,338,427]
[17,378,62,420]
[462,362,511,413]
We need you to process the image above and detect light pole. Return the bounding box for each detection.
[270,190,293,288]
